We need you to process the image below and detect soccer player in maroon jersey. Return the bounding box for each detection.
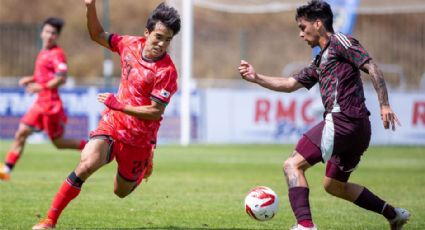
[239,1,409,230]
[0,17,87,181]
[32,1,180,229]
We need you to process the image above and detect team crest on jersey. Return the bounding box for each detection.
[125,54,133,62]
[160,89,170,98]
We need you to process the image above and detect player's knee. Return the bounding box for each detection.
[52,140,65,149]
[114,188,131,198]
[323,180,334,194]
[283,158,297,175]
[76,161,96,178]
[15,128,31,140]
[323,179,344,197]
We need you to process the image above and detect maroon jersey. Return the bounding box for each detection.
[32,45,67,114]
[294,33,371,118]
[93,34,178,148]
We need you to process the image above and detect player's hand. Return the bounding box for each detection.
[26,83,43,94]
[98,93,125,111]
[380,105,401,131]
[19,76,33,87]
[238,60,258,83]
[84,0,95,6]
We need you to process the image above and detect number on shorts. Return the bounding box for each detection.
[132,160,144,175]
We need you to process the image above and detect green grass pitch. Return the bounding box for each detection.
[0,141,424,229]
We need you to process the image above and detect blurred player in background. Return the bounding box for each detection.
[238,1,410,229]
[0,17,87,182]
[32,1,180,229]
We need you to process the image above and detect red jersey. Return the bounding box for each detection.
[32,45,67,114]
[98,34,178,147]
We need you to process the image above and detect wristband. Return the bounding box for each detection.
[104,94,125,111]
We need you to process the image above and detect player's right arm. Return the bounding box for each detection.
[97,93,165,120]
[85,0,110,48]
[18,76,35,87]
[238,60,303,93]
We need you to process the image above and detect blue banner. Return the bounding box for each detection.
[0,87,199,143]
[329,0,359,34]
[313,0,359,55]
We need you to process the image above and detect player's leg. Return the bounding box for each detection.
[0,123,33,180]
[113,174,138,198]
[323,163,410,230]
[322,165,363,201]
[46,112,86,150]
[284,136,322,230]
[323,114,410,229]
[113,143,152,198]
[33,137,111,229]
[51,137,86,150]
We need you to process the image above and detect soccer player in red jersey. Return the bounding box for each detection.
[32,1,180,229]
[239,1,409,229]
[0,17,87,181]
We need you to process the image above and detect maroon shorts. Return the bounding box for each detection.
[21,105,67,139]
[295,112,371,182]
[90,134,153,183]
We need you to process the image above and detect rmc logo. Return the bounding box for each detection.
[413,101,425,126]
[254,97,322,139]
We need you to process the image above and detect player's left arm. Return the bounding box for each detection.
[97,93,165,120]
[361,60,401,130]
[336,34,400,131]
[45,73,67,89]
[26,73,67,94]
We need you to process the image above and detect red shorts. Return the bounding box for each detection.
[90,134,153,183]
[21,104,67,139]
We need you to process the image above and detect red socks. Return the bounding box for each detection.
[299,219,315,228]
[289,187,313,224]
[5,151,21,171]
[47,172,84,224]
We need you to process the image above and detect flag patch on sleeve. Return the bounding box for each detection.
[160,89,170,98]
[58,63,68,71]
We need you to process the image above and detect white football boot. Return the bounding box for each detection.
[389,207,410,230]
[290,224,317,230]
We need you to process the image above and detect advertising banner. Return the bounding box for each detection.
[0,87,196,144]
[203,88,425,145]
[1,87,423,145]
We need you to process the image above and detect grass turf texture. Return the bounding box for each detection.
[0,142,424,229]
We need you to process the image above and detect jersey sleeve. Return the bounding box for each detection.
[108,34,126,54]
[150,67,178,106]
[52,50,67,76]
[293,62,319,90]
[334,33,371,68]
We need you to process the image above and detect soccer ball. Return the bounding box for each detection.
[244,186,279,221]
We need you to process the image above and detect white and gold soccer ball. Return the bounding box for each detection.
[244,186,279,221]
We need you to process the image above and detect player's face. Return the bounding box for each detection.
[143,22,174,59]
[297,18,320,48]
[40,24,59,49]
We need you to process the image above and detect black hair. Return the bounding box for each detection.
[295,0,334,33]
[146,2,181,36]
[42,17,64,34]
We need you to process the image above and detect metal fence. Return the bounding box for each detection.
[0,24,39,77]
